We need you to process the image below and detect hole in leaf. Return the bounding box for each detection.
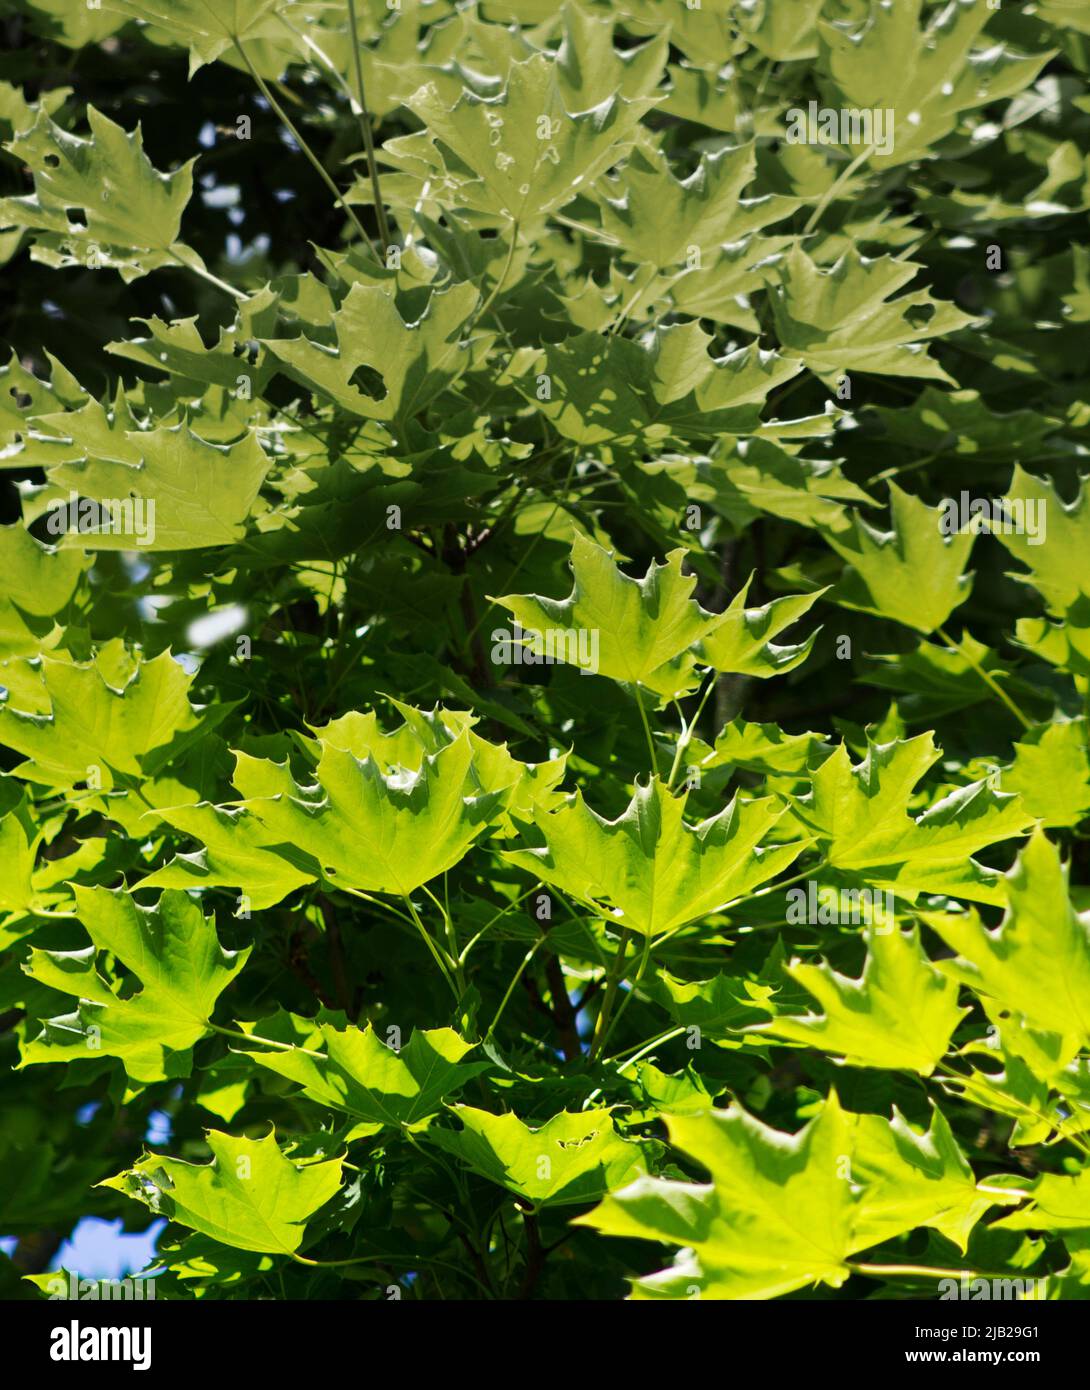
[348,364,387,401]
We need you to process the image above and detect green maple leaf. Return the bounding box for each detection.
[43,423,270,550]
[310,704,472,767]
[738,0,824,61]
[0,793,40,917]
[0,522,85,615]
[698,579,824,678]
[612,0,733,67]
[868,387,1060,465]
[629,1060,720,1117]
[668,234,796,331]
[997,1169,1090,1235]
[404,53,654,222]
[15,0,125,47]
[845,1103,1009,1253]
[1037,0,1090,34]
[1002,719,1090,830]
[533,324,802,446]
[771,247,977,384]
[311,704,568,831]
[927,832,1090,1061]
[428,1105,646,1207]
[863,633,1038,724]
[598,142,795,271]
[787,733,1034,904]
[263,282,480,425]
[822,483,975,633]
[106,290,279,393]
[689,717,830,777]
[816,0,1051,170]
[18,385,142,474]
[579,1092,996,1298]
[954,1002,1084,1148]
[0,647,210,790]
[493,533,718,699]
[232,732,514,895]
[0,106,198,280]
[0,522,87,656]
[555,2,668,108]
[751,925,966,1076]
[101,1129,343,1255]
[0,350,86,445]
[99,0,284,75]
[990,468,1090,673]
[494,533,820,698]
[994,468,1090,616]
[22,887,250,1084]
[0,783,82,946]
[139,803,315,910]
[578,1095,858,1299]
[646,968,776,1035]
[245,1022,488,1133]
[505,777,806,939]
[708,436,875,533]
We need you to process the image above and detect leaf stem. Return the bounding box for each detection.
[846,1261,1021,1283]
[589,926,631,1061]
[594,929,652,1060]
[935,625,1033,731]
[458,886,537,965]
[422,881,467,994]
[608,1025,687,1071]
[345,0,392,253]
[474,219,520,324]
[232,36,378,259]
[635,692,658,774]
[666,669,716,791]
[872,449,938,486]
[168,246,245,301]
[291,1248,492,1294]
[402,892,462,1001]
[802,141,878,235]
[484,936,548,1041]
[209,1022,325,1059]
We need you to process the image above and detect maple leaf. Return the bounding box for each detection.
[822,483,975,633]
[772,247,978,385]
[927,833,1090,1063]
[102,1129,343,1254]
[0,106,198,280]
[816,0,1052,170]
[786,733,1034,904]
[428,1106,646,1207]
[751,925,967,1076]
[505,777,806,939]
[22,888,250,1084]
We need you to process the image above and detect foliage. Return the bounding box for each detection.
[0,0,1089,1302]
